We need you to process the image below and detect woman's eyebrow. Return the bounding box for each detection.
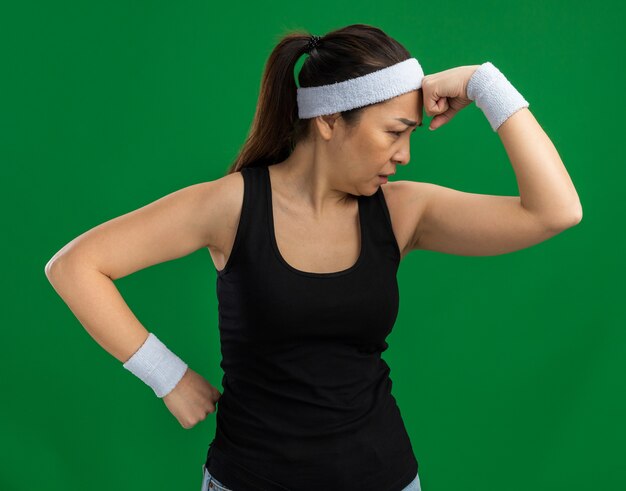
[394,117,423,127]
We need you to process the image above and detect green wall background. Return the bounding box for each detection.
[2,1,623,490]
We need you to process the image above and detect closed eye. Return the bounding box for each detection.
[389,128,418,137]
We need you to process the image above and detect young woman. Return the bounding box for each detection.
[45,24,581,491]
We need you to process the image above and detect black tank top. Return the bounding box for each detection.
[205,165,418,490]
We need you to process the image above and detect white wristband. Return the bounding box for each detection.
[122,332,188,398]
[466,61,529,132]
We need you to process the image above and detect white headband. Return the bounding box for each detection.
[296,57,424,119]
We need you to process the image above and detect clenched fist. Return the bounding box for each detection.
[162,367,222,429]
[422,65,479,131]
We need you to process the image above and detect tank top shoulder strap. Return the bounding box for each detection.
[216,165,267,276]
[243,165,271,238]
[360,185,402,264]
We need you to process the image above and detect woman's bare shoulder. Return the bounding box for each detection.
[199,171,245,253]
[47,171,246,281]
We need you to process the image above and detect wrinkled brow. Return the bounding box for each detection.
[394,117,423,127]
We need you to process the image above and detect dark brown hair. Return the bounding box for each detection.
[224,23,414,175]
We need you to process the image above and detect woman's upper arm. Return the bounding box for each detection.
[391,180,569,257]
[49,172,242,280]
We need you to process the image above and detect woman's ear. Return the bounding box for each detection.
[316,113,342,141]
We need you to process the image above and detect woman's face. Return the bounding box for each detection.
[329,89,423,195]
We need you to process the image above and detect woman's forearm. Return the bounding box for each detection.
[45,257,149,364]
[497,107,582,229]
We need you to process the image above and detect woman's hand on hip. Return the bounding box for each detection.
[162,367,222,429]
